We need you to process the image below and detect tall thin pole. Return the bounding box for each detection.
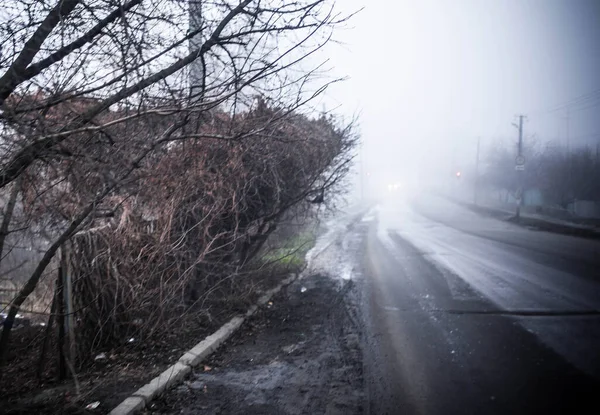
[515,115,524,220]
[62,244,75,369]
[566,107,571,152]
[451,144,456,175]
[474,136,480,205]
[566,108,573,203]
[189,0,204,100]
[360,139,365,202]
[56,263,66,380]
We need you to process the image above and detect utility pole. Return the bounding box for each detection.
[566,107,571,152]
[566,108,573,203]
[360,139,365,202]
[514,115,525,220]
[474,137,481,205]
[189,0,204,100]
[451,144,456,176]
[450,143,457,198]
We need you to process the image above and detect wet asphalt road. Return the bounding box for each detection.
[358,195,600,415]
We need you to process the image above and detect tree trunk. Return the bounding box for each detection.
[37,282,58,383]
[57,262,67,380]
[0,176,21,262]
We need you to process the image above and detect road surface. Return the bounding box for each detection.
[354,194,600,415]
[136,194,600,415]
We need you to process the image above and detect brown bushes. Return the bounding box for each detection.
[1,101,355,371]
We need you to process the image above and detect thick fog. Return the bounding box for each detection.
[318,0,600,199]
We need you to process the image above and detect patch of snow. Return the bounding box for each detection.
[303,207,367,281]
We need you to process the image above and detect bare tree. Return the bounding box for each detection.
[0,0,356,369]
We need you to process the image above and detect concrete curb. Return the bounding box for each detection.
[108,273,298,415]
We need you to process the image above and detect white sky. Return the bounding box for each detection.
[317,0,600,184]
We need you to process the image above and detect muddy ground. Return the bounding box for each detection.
[145,273,364,415]
[0,271,285,415]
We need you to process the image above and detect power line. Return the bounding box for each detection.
[546,88,600,112]
[566,99,600,114]
[531,87,600,117]
[568,131,600,141]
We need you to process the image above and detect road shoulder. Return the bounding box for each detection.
[145,274,364,415]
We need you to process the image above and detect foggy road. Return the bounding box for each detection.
[356,194,600,415]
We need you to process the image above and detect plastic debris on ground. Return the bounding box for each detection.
[85,401,100,410]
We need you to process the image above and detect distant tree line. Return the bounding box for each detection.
[481,141,600,207]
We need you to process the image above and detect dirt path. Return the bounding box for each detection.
[145,274,364,415]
